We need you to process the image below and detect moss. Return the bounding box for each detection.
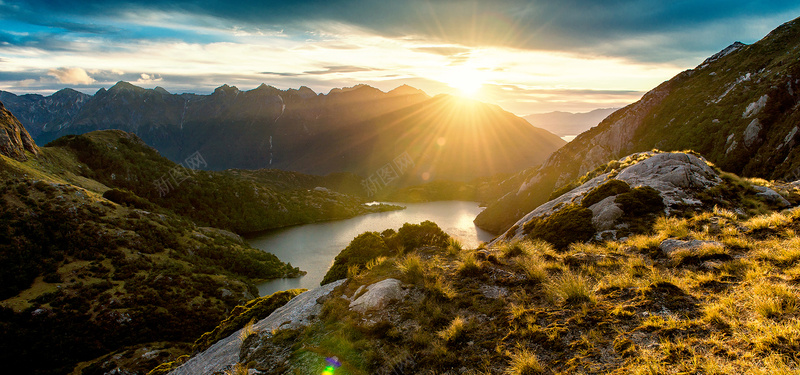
[192,289,305,353]
[523,204,595,250]
[582,179,631,208]
[146,355,189,375]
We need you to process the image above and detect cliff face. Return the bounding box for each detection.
[0,101,39,160]
[476,16,800,234]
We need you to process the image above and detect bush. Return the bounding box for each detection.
[582,179,630,208]
[321,232,391,285]
[395,221,450,252]
[522,204,595,250]
[615,186,665,216]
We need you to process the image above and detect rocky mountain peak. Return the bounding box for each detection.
[108,81,144,93]
[153,86,171,95]
[700,41,747,67]
[213,84,240,96]
[0,101,39,160]
[388,84,427,97]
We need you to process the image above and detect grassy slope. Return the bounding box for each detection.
[237,202,800,374]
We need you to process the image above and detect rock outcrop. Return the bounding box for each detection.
[0,101,38,160]
[169,280,345,375]
[349,278,407,313]
[494,152,722,244]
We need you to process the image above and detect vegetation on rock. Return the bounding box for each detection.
[522,204,595,250]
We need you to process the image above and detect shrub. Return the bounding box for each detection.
[321,232,391,285]
[582,179,631,208]
[615,186,665,216]
[395,221,449,252]
[523,204,595,250]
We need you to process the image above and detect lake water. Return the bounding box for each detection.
[248,201,495,297]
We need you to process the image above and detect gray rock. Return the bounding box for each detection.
[589,196,624,231]
[659,239,723,257]
[169,280,345,375]
[742,94,768,118]
[784,126,799,148]
[494,152,721,245]
[479,285,508,299]
[743,119,762,148]
[753,186,791,207]
[349,278,406,313]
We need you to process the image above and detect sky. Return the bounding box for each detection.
[1,1,799,115]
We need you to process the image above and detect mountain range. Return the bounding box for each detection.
[523,108,619,137]
[475,15,800,233]
[0,83,565,185]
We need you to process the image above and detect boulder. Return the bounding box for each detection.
[589,196,624,231]
[743,119,762,148]
[349,278,406,313]
[753,186,791,207]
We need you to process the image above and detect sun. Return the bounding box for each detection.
[442,66,486,97]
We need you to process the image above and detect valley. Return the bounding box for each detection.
[1,5,800,375]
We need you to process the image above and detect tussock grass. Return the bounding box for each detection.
[437,316,468,344]
[504,347,544,375]
[396,253,425,284]
[457,252,482,277]
[446,237,463,256]
[546,270,595,306]
[517,255,548,284]
[499,240,531,258]
[238,318,256,342]
[224,363,250,375]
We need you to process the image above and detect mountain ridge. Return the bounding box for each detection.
[2,82,565,183]
[475,15,800,234]
[523,108,619,137]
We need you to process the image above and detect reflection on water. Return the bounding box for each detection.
[247,201,494,296]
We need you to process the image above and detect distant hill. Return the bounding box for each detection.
[523,108,619,137]
[476,15,800,234]
[0,102,403,374]
[2,83,565,183]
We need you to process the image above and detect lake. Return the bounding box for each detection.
[248,201,495,297]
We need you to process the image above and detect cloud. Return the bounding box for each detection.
[47,67,95,85]
[303,65,381,75]
[5,0,799,63]
[135,73,163,84]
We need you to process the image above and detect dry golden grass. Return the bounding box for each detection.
[504,347,544,375]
